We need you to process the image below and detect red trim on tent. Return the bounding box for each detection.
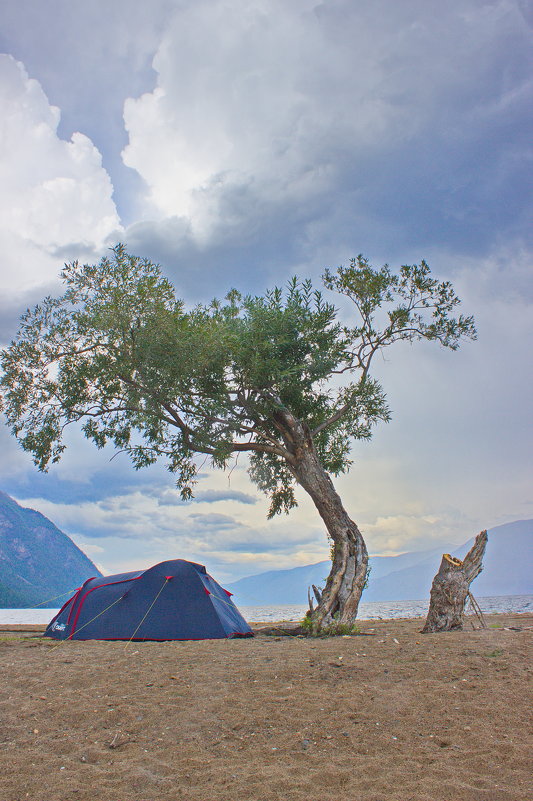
[68,632,253,641]
[204,587,211,595]
[57,590,79,616]
[223,588,233,597]
[66,576,97,625]
[66,594,80,625]
[68,576,141,639]
[46,589,81,629]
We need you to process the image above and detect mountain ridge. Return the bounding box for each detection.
[0,491,102,608]
[227,519,533,605]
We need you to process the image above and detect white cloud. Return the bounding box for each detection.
[0,426,35,479]
[13,485,327,580]
[0,55,122,296]
[74,541,104,556]
[122,0,400,234]
[122,0,532,254]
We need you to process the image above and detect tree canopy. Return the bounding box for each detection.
[1,246,475,505]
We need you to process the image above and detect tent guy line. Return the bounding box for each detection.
[124,577,170,648]
[47,594,125,653]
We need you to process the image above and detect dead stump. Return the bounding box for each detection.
[422,530,488,633]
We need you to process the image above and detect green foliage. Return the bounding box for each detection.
[0,245,476,512]
[323,255,476,352]
[300,615,360,637]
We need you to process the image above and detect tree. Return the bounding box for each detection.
[422,531,487,633]
[0,245,476,631]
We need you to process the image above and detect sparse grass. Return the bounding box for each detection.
[300,616,360,637]
[0,636,34,642]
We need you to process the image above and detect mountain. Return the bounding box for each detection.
[227,520,533,605]
[363,520,532,601]
[0,491,102,608]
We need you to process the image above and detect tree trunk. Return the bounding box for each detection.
[422,530,488,633]
[287,421,368,632]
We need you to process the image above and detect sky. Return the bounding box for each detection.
[0,0,531,584]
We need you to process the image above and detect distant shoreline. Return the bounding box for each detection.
[0,593,531,628]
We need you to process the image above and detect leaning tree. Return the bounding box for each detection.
[0,245,475,631]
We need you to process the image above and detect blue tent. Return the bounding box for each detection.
[44,559,253,641]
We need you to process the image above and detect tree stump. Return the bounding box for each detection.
[422,530,488,633]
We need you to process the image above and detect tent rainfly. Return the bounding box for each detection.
[45,559,253,641]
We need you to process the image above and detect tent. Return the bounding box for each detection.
[44,558,253,641]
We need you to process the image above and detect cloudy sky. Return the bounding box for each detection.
[0,0,531,584]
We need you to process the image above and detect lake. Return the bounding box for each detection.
[1,594,531,625]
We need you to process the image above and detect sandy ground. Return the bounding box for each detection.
[0,613,531,801]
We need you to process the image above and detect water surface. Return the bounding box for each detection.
[1,595,531,625]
